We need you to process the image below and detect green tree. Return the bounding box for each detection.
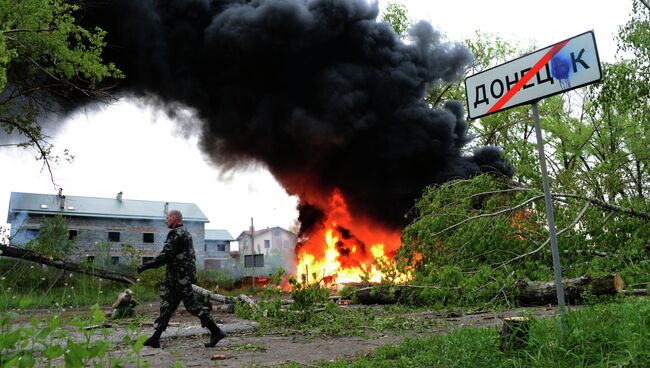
[381,3,409,38]
[0,0,122,181]
[26,214,77,259]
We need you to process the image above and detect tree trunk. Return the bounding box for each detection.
[191,284,259,309]
[191,284,236,304]
[349,274,625,306]
[516,274,624,306]
[0,245,135,284]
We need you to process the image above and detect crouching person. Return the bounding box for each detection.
[137,209,226,348]
[111,288,138,319]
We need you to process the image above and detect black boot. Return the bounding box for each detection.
[203,319,226,347]
[143,329,163,348]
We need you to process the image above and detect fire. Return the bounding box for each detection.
[295,190,408,285]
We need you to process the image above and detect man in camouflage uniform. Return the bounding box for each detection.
[137,209,226,348]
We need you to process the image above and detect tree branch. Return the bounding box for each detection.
[494,201,592,269]
[430,195,543,238]
[2,27,58,34]
[551,193,649,220]
[0,118,57,188]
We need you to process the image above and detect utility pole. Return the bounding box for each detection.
[250,217,255,289]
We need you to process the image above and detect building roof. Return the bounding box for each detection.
[7,192,209,223]
[235,226,296,241]
[205,229,234,241]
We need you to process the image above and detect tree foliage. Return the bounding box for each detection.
[25,214,77,259]
[0,0,122,181]
[381,2,409,38]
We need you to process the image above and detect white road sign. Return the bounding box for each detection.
[464,31,602,119]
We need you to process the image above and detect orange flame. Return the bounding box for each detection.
[295,190,409,285]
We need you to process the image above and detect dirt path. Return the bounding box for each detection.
[15,301,562,367]
[105,302,560,367]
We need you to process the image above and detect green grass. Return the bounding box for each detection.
[297,298,649,368]
[0,259,160,311]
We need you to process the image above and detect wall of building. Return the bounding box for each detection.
[204,239,231,270]
[9,213,206,268]
[237,228,297,276]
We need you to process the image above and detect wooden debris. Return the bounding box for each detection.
[624,289,648,296]
[0,245,135,284]
[210,354,229,360]
[238,294,259,309]
[516,274,625,306]
[500,316,529,351]
[192,284,235,304]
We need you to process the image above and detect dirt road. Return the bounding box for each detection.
[111,302,560,367]
[13,301,561,367]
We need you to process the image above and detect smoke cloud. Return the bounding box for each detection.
[79,0,513,230]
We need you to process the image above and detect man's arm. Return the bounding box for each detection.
[138,231,178,272]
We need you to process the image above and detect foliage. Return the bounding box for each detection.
[25,214,77,259]
[0,0,122,178]
[0,304,156,367]
[197,268,235,291]
[380,3,409,38]
[234,270,434,337]
[0,257,158,311]
[398,175,649,308]
[0,225,10,246]
[315,298,650,368]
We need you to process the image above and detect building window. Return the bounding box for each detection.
[108,232,120,242]
[86,255,95,263]
[217,242,226,252]
[283,239,290,248]
[264,240,271,249]
[25,229,39,240]
[68,230,78,240]
[273,229,280,237]
[143,233,154,243]
[142,257,153,264]
[111,256,119,265]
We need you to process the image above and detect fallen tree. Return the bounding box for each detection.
[515,274,625,306]
[350,274,626,306]
[191,284,259,309]
[0,245,136,284]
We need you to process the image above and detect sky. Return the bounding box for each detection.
[0,0,634,245]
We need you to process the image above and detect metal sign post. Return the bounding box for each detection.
[532,101,567,334]
[464,31,603,336]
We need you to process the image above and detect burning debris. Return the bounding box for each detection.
[74,0,513,282]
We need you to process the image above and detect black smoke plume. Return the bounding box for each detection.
[78,0,513,230]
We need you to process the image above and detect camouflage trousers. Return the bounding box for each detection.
[153,284,211,332]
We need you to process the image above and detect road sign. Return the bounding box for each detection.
[465,31,602,119]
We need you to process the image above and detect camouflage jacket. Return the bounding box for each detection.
[144,224,197,288]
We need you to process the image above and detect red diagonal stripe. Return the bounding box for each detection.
[487,39,570,114]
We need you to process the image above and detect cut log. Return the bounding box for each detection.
[238,294,259,309]
[191,284,236,304]
[0,245,135,284]
[516,274,624,306]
